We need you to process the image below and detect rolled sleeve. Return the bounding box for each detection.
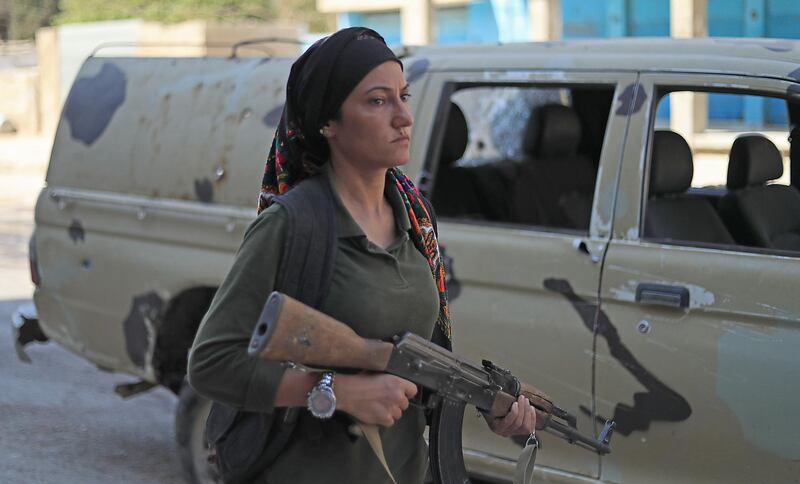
[188,204,289,413]
[244,358,288,412]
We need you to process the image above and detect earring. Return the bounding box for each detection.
[319,127,329,137]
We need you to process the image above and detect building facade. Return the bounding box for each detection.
[318,0,800,128]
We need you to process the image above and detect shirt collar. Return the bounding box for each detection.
[321,162,412,239]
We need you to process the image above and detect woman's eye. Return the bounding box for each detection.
[401,93,412,102]
[370,98,385,106]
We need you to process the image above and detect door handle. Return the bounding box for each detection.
[573,239,601,263]
[635,283,689,308]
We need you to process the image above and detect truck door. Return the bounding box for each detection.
[414,69,636,481]
[598,72,800,482]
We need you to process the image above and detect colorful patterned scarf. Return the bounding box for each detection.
[388,168,451,341]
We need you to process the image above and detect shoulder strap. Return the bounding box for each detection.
[207,174,338,483]
[274,174,338,308]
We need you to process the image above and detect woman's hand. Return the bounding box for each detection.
[336,373,418,427]
[485,395,537,438]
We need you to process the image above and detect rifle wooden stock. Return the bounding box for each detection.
[248,291,394,371]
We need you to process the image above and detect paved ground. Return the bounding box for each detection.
[0,300,183,484]
[0,135,184,484]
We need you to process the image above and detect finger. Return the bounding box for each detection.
[399,397,410,411]
[511,396,526,430]
[521,399,534,434]
[392,406,403,420]
[491,422,508,438]
[496,401,518,434]
[384,414,396,427]
[488,416,508,437]
[402,382,418,398]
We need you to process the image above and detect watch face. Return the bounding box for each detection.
[310,389,335,415]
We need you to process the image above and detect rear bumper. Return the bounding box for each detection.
[10,302,48,362]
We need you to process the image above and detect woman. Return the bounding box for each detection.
[188,27,535,483]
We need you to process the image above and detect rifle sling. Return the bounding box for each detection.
[513,440,538,484]
[359,423,398,484]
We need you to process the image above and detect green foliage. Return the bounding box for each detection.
[0,0,334,40]
[5,0,60,40]
[53,0,267,25]
[51,0,335,31]
[271,0,335,33]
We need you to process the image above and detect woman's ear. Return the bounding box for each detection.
[320,122,335,139]
[319,119,341,139]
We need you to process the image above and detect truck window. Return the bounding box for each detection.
[643,89,800,255]
[429,84,615,234]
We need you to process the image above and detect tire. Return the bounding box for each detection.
[175,382,220,484]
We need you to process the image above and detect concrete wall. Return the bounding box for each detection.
[203,22,304,57]
[35,28,59,137]
[137,20,305,57]
[136,21,207,57]
[0,67,39,134]
[0,41,40,134]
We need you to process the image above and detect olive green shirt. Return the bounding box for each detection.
[188,163,440,483]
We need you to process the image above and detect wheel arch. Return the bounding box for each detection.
[153,286,217,394]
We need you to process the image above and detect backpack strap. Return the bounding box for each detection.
[275,174,338,308]
[268,173,339,427]
[206,174,338,483]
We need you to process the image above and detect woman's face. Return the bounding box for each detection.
[326,61,413,170]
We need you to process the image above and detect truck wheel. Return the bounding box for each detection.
[176,382,220,484]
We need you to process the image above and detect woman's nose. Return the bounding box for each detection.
[394,101,413,128]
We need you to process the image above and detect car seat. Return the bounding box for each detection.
[718,134,800,250]
[432,103,519,221]
[644,130,735,244]
[513,103,596,230]
[431,103,477,217]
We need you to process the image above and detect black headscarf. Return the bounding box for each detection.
[259,27,402,210]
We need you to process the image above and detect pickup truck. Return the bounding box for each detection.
[15,37,800,483]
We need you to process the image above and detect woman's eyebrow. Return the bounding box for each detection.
[364,84,411,94]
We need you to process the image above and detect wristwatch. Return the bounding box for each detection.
[307,372,336,419]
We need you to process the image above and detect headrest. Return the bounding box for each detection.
[649,130,694,196]
[439,103,468,167]
[727,134,784,189]
[522,104,582,158]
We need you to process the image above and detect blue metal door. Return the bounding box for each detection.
[708,0,799,126]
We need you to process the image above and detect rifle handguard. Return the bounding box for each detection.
[488,386,553,430]
[520,383,555,430]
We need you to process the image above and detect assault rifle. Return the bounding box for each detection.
[248,292,614,477]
